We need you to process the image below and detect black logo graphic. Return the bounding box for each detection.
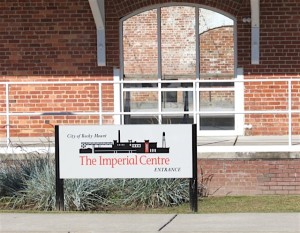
[79,130,170,154]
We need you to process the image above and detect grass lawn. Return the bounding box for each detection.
[1,195,299,214]
[115,195,300,214]
[197,195,300,213]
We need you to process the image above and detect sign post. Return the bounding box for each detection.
[55,126,64,211]
[55,124,197,212]
[190,124,198,212]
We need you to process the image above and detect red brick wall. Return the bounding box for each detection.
[0,0,117,137]
[0,0,118,75]
[238,0,300,73]
[198,159,300,196]
[239,1,300,134]
[0,83,115,138]
[1,0,300,137]
[244,78,300,135]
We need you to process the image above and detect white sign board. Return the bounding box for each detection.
[57,125,194,179]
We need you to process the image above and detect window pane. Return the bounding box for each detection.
[162,90,194,124]
[161,6,196,82]
[199,90,234,130]
[199,8,234,86]
[123,9,158,86]
[200,116,234,130]
[199,9,235,130]
[123,91,158,124]
[162,91,193,111]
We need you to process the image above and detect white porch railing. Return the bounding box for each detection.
[1,78,300,152]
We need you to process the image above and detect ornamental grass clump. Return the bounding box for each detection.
[10,157,56,210]
[0,155,44,197]
[0,155,190,211]
[0,156,111,211]
[64,179,112,211]
[115,178,189,208]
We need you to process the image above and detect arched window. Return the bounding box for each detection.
[120,4,243,135]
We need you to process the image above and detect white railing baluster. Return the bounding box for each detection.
[5,83,10,147]
[288,80,292,146]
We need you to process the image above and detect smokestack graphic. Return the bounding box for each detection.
[162,132,166,148]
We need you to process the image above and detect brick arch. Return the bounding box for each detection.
[113,0,242,19]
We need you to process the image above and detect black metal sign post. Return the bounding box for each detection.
[189,124,198,212]
[55,126,64,211]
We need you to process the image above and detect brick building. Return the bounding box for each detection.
[1,0,300,195]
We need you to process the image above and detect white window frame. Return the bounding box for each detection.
[118,3,244,136]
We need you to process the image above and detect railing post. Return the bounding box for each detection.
[113,68,121,125]
[288,80,292,146]
[193,81,197,124]
[196,80,200,129]
[158,81,162,124]
[5,83,10,147]
[157,7,162,125]
[195,7,200,126]
[120,80,124,125]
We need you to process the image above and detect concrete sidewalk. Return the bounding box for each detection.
[0,213,299,233]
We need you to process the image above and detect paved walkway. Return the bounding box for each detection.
[1,213,299,233]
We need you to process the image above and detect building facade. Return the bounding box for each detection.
[1,0,300,195]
